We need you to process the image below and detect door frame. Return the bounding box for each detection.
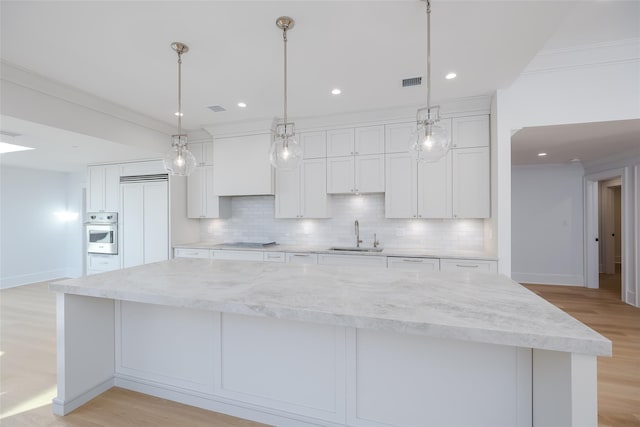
[584,168,629,303]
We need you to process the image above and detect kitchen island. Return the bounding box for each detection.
[50,258,610,427]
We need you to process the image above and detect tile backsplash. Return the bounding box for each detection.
[200,195,484,251]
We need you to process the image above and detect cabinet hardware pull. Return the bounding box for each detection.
[456,264,478,268]
[293,254,309,257]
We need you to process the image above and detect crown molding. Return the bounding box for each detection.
[522,38,640,75]
[0,60,175,136]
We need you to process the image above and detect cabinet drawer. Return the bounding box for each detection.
[174,248,211,259]
[439,259,497,273]
[387,257,439,272]
[87,254,120,271]
[285,252,318,265]
[318,254,387,267]
[263,252,286,263]
[211,250,264,261]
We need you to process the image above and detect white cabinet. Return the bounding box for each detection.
[187,165,231,219]
[326,128,355,157]
[211,250,264,261]
[418,152,452,218]
[286,252,318,264]
[87,164,119,212]
[263,252,285,263]
[174,248,211,259]
[385,122,414,153]
[355,125,385,155]
[86,254,120,276]
[440,258,497,273]
[300,131,326,159]
[121,180,169,268]
[276,158,329,218]
[327,154,384,194]
[387,257,440,272]
[452,115,489,148]
[452,147,490,218]
[213,133,274,196]
[318,254,387,267]
[189,142,214,166]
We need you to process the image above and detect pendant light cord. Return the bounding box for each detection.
[283,26,288,127]
[177,50,183,139]
[426,0,432,120]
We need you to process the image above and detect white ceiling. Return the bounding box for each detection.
[0,1,638,172]
[511,119,640,166]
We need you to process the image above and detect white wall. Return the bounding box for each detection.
[0,165,84,288]
[200,194,485,252]
[511,164,585,286]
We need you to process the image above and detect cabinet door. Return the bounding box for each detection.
[143,181,169,264]
[204,165,223,218]
[452,115,489,148]
[121,183,144,268]
[387,257,440,272]
[452,147,490,218]
[104,165,120,212]
[417,151,452,218]
[275,166,301,218]
[301,159,329,218]
[213,133,274,196]
[285,253,318,264]
[174,248,211,259]
[190,142,214,166]
[88,166,105,212]
[385,122,415,154]
[355,154,385,193]
[326,128,355,157]
[385,153,417,218]
[355,125,385,155]
[300,131,326,159]
[211,250,264,261]
[327,156,355,194]
[187,167,205,218]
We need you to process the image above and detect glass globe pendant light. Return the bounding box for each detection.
[269,16,302,170]
[409,0,450,163]
[163,42,197,176]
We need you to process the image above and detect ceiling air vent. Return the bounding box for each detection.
[402,77,422,87]
[206,105,227,113]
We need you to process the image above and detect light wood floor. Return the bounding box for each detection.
[1,276,638,426]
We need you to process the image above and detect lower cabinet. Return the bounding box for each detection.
[286,253,319,265]
[86,254,120,276]
[318,254,387,267]
[211,250,264,262]
[387,257,439,272]
[174,248,210,259]
[263,252,286,263]
[440,258,497,273]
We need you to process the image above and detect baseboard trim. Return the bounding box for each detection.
[512,273,584,287]
[0,269,66,289]
[114,375,341,427]
[52,377,114,415]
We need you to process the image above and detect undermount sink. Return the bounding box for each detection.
[329,246,383,253]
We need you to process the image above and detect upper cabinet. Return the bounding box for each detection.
[326,128,355,157]
[327,125,385,194]
[451,116,489,148]
[213,133,274,196]
[275,158,329,219]
[190,142,214,166]
[385,114,490,219]
[87,164,120,212]
[187,141,230,219]
[299,131,326,159]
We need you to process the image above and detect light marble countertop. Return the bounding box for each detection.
[51,258,610,356]
[174,241,498,261]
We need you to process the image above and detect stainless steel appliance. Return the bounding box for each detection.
[86,212,118,255]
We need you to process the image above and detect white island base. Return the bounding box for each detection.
[53,292,598,427]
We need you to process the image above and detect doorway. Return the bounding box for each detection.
[598,178,622,298]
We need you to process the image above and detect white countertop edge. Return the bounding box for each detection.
[49,281,611,357]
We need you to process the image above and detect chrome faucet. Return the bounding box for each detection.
[355,220,363,248]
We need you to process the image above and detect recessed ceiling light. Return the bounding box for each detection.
[237,102,247,108]
[331,88,341,95]
[0,142,35,154]
[445,72,457,80]
[174,111,183,117]
[538,152,547,157]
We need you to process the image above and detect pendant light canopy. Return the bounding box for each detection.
[269,16,302,170]
[409,0,450,163]
[163,42,197,176]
